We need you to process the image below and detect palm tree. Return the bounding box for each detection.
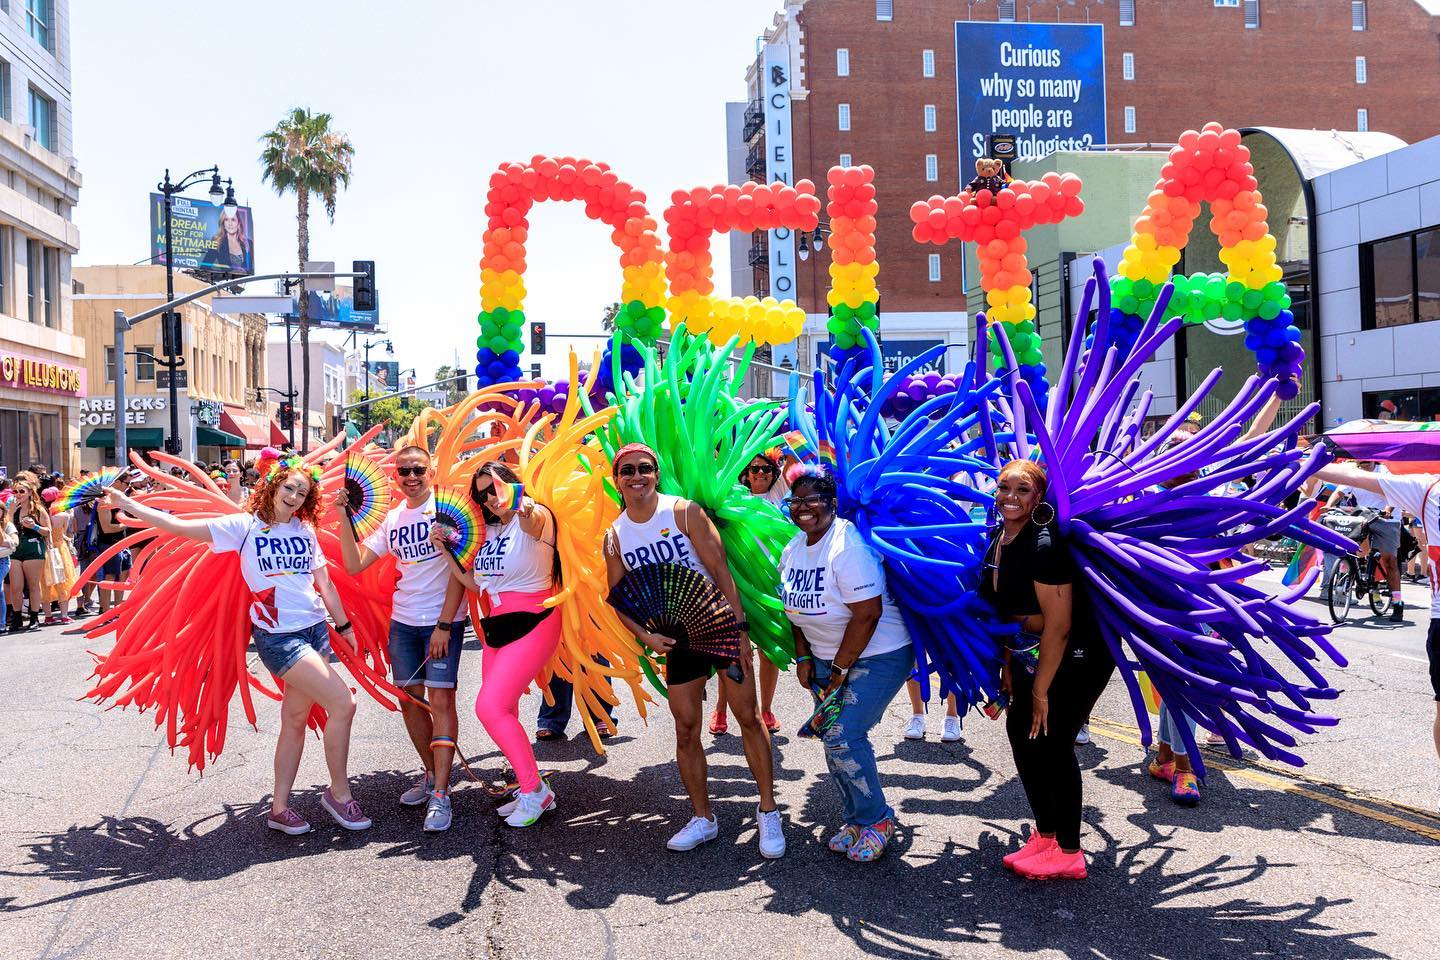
[259,108,355,453]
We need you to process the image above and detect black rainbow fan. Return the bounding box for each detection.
[607,562,742,663]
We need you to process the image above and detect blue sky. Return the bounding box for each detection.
[72,0,782,383]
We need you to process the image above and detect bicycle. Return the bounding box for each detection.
[1320,510,1393,623]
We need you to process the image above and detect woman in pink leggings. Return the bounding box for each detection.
[434,462,561,827]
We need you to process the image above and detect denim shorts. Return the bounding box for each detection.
[252,620,332,677]
[99,549,131,582]
[389,619,467,690]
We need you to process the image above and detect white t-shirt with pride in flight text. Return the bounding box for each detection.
[779,517,911,661]
[363,493,452,627]
[1378,472,1440,619]
[208,512,328,634]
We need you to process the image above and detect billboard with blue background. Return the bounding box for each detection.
[954,22,1106,171]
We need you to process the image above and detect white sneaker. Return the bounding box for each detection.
[400,771,434,806]
[504,782,556,828]
[667,814,719,851]
[941,716,963,742]
[903,715,926,740]
[423,792,453,832]
[1074,724,1091,745]
[757,805,786,859]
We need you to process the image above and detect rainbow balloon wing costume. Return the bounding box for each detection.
[78,437,404,772]
[994,257,1353,773]
[790,325,1017,710]
[591,328,796,673]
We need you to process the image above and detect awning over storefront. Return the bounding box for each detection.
[196,426,246,448]
[219,404,271,449]
[85,428,164,449]
[270,421,288,446]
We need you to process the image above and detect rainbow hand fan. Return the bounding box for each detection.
[342,452,390,540]
[493,481,524,511]
[433,486,483,570]
[606,562,742,663]
[51,467,123,513]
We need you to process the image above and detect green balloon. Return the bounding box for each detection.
[1120,294,1140,314]
[1258,301,1280,320]
[1242,289,1263,310]
[489,335,509,353]
[857,301,876,320]
[627,299,647,318]
[1222,302,1243,321]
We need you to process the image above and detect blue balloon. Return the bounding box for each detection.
[500,349,520,366]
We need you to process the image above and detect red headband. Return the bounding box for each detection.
[613,443,657,472]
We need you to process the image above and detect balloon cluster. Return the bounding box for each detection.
[477,156,667,386]
[1107,122,1303,397]
[664,180,820,346]
[877,369,965,420]
[909,171,1086,409]
[824,166,881,366]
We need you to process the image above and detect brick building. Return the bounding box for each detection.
[727,0,1440,377]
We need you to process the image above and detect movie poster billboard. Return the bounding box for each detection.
[306,284,379,330]
[149,194,256,276]
[954,22,1106,168]
[364,360,400,391]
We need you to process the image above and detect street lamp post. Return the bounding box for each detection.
[157,165,237,457]
[360,337,392,429]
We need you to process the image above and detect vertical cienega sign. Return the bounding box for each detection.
[762,42,797,391]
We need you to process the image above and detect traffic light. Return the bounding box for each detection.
[352,260,376,312]
[530,321,546,355]
[161,311,183,357]
[278,401,294,430]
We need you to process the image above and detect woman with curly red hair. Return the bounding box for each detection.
[100,456,370,836]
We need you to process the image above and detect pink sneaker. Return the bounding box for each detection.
[1148,756,1175,782]
[321,788,372,830]
[1003,831,1058,871]
[1017,847,1088,880]
[267,807,311,835]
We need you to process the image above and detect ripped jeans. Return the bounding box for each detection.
[814,644,915,827]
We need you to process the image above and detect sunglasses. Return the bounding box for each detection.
[617,462,657,478]
[783,495,831,511]
[747,465,777,475]
[396,466,428,478]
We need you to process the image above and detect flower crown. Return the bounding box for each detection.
[266,455,323,485]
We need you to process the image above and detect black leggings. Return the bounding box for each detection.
[1005,645,1115,851]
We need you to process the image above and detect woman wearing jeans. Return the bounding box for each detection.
[781,466,914,862]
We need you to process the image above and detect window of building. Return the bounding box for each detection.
[41,244,53,327]
[998,0,1017,20]
[1352,1,1367,30]
[1243,0,1259,27]
[923,104,937,132]
[1120,0,1135,26]
[1357,107,1369,132]
[1214,0,1240,6]
[839,152,852,167]
[27,86,54,151]
[1363,387,1440,423]
[1356,56,1367,84]
[26,0,50,51]
[838,103,851,131]
[1124,106,1137,134]
[875,0,893,21]
[1122,52,1135,80]
[136,346,155,382]
[836,48,850,77]
[25,238,39,323]
[104,346,115,383]
[928,254,942,283]
[0,59,10,122]
[922,49,935,77]
[1362,227,1440,329]
[925,154,939,182]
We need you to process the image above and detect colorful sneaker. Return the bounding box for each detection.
[709,710,728,735]
[1074,724,1091,745]
[667,814,719,851]
[1171,771,1201,807]
[827,823,862,853]
[757,805,786,859]
[1148,756,1176,783]
[941,716,963,742]
[1003,831,1057,871]
[847,818,895,863]
[761,711,781,734]
[903,715,926,740]
[266,807,311,835]
[504,782,556,828]
[1017,847,1088,880]
[400,771,435,806]
[423,792,454,832]
[321,788,373,831]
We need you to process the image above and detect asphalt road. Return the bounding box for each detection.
[3,573,1439,960]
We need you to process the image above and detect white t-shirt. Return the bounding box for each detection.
[1378,472,1440,619]
[208,513,328,634]
[1343,467,1391,513]
[610,494,709,579]
[779,517,911,660]
[362,494,450,627]
[473,510,555,601]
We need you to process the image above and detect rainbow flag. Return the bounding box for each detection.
[817,439,836,466]
[1281,542,1319,588]
[493,481,524,511]
[780,430,815,461]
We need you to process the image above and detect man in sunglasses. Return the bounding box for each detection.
[333,445,468,832]
[603,443,786,858]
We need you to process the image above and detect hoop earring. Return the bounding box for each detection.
[1029,502,1056,526]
